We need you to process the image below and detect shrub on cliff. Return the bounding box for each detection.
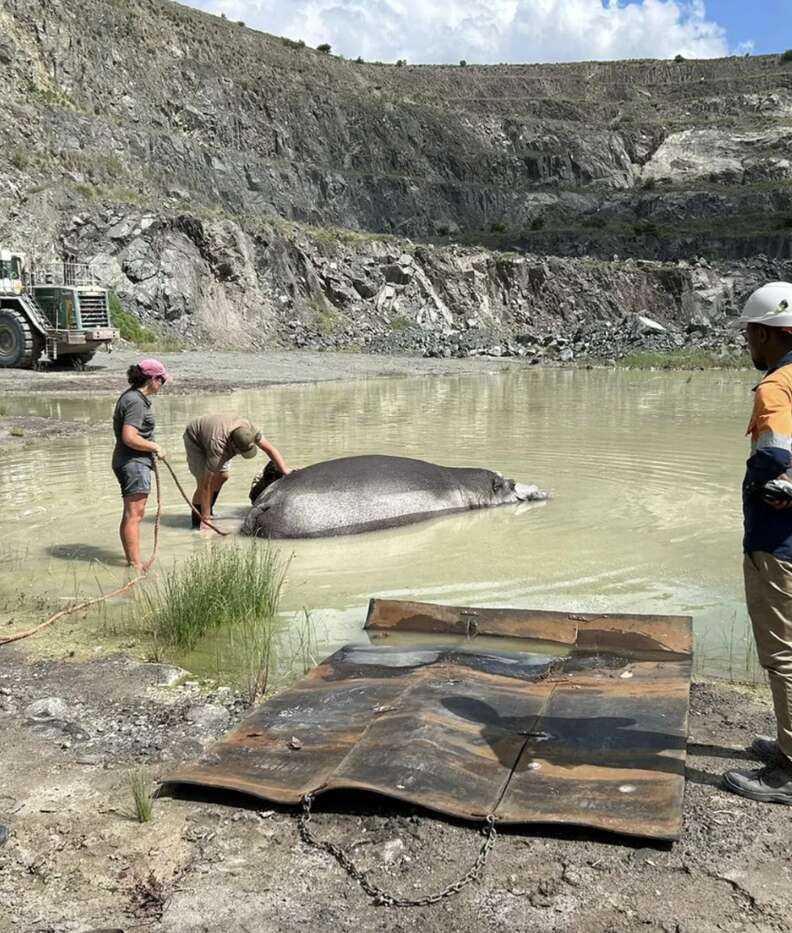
[782,50,792,64]
[317,43,331,53]
[109,293,155,345]
[633,220,660,238]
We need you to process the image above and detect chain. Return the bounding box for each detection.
[297,794,497,908]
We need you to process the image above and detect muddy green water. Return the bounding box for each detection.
[0,367,759,680]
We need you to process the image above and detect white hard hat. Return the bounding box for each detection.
[732,282,792,328]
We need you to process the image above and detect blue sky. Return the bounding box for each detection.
[706,1,790,55]
[182,1,792,63]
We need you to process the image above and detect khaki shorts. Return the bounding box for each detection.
[183,432,230,479]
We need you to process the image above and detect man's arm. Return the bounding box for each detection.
[746,379,792,497]
[256,436,291,474]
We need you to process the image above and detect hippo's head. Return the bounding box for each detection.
[249,460,286,504]
[453,467,549,509]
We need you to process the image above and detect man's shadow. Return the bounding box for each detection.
[441,696,755,787]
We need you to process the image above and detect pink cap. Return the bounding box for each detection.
[138,358,170,382]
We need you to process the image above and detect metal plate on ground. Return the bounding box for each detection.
[164,599,693,840]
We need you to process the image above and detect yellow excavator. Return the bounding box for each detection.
[0,247,118,368]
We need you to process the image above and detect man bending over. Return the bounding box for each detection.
[183,414,291,530]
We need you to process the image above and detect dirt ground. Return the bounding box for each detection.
[0,646,790,933]
[0,348,522,397]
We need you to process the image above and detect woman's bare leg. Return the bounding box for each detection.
[120,494,148,571]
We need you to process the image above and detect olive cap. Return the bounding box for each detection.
[231,425,260,458]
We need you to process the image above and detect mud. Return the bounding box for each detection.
[0,416,93,453]
[0,646,789,933]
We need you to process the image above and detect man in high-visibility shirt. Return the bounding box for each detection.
[725,282,792,803]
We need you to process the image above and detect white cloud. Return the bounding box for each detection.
[183,0,729,64]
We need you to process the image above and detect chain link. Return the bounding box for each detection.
[297,794,497,908]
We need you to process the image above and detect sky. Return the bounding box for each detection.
[181,0,792,64]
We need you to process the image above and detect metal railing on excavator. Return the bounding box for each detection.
[27,261,102,290]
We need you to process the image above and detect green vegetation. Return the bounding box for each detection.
[110,293,156,344]
[140,542,287,653]
[633,220,660,238]
[317,43,331,54]
[9,148,30,171]
[0,404,7,417]
[530,216,546,231]
[582,215,607,229]
[781,49,792,64]
[129,768,154,823]
[110,293,183,351]
[617,349,748,371]
[8,427,24,437]
[388,314,413,333]
[674,54,686,63]
[459,60,467,67]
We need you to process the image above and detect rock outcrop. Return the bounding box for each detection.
[0,0,790,356]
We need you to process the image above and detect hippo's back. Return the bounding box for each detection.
[241,455,469,539]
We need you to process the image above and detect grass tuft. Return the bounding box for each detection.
[140,542,288,654]
[129,768,154,823]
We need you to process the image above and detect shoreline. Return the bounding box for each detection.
[1,645,787,932]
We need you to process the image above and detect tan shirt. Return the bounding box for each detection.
[184,414,254,473]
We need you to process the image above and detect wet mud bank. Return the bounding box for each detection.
[0,415,93,454]
[0,647,789,932]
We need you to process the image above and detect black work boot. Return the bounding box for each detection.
[750,735,781,763]
[723,760,792,804]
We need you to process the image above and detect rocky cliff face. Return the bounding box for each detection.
[0,0,791,356]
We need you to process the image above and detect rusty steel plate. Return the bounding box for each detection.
[164,599,692,840]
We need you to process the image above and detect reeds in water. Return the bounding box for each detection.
[140,542,288,653]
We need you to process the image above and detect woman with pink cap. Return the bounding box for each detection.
[111,358,169,572]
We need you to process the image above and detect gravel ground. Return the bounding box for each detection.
[0,648,790,933]
[0,348,522,397]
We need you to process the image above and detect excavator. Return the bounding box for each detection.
[0,247,117,368]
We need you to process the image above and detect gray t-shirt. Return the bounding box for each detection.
[112,388,155,468]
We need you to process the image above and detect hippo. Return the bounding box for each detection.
[241,455,548,539]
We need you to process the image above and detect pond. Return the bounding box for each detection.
[0,366,760,683]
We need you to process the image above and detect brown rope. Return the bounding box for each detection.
[158,457,228,537]
[0,456,230,647]
[0,461,164,647]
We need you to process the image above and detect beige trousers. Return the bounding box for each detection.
[744,552,792,763]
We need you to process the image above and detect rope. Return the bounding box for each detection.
[158,458,228,537]
[0,457,225,647]
[297,794,498,907]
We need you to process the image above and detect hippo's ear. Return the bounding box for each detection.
[492,474,514,493]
